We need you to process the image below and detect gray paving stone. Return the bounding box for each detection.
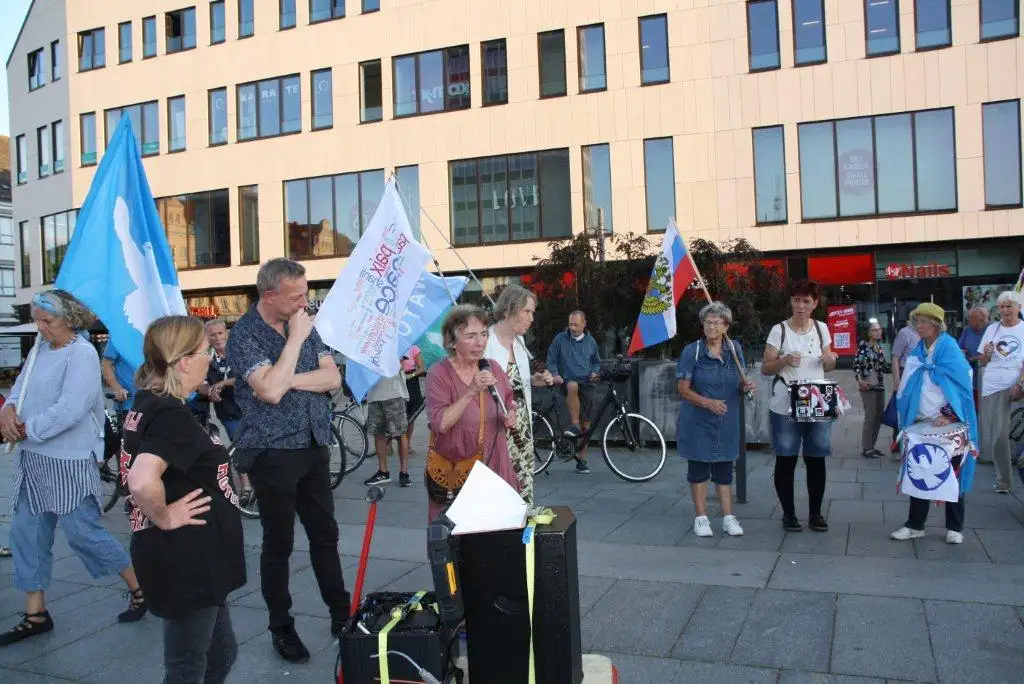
[777,672,885,683]
[602,513,689,546]
[824,469,862,483]
[581,580,703,656]
[670,660,778,683]
[731,589,835,671]
[780,524,850,556]
[382,561,433,593]
[846,524,916,559]
[579,541,777,588]
[858,469,900,483]
[828,500,886,524]
[592,652,681,681]
[974,529,1024,564]
[578,575,615,618]
[572,511,633,541]
[0,668,73,683]
[912,527,991,563]
[925,600,1024,683]
[631,492,686,516]
[0,580,97,622]
[671,585,756,662]
[715,517,787,552]
[860,481,906,501]
[770,498,833,520]
[830,595,936,681]
[958,503,1023,530]
[826,482,864,500]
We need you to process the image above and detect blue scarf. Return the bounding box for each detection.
[896,333,978,494]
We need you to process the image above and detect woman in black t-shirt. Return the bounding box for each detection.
[122,316,245,684]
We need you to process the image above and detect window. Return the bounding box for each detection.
[280,0,296,29]
[864,0,900,56]
[752,126,788,223]
[0,217,13,245]
[51,120,65,173]
[481,39,508,106]
[311,0,345,23]
[797,108,956,220]
[577,24,607,92]
[981,0,1019,40]
[983,100,1022,208]
[396,165,420,239]
[143,16,157,57]
[239,0,255,37]
[169,96,187,152]
[915,0,951,49]
[209,88,228,144]
[211,1,226,43]
[118,21,133,62]
[240,185,260,264]
[448,149,571,245]
[393,45,470,117]
[363,0,380,12]
[15,135,27,184]
[37,126,50,177]
[237,74,301,140]
[312,69,333,129]
[105,101,160,156]
[360,60,383,122]
[80,113,97,165]
[28,48,44,90]
[285,169,385,259]
[793,0,827,64]
[747,1,780,71]
[41,210,77,284]
[643,138,676,232]
[156,190,231,270]
[639,15,670,85]
[50,40,60,80]
[19,221,31,287]
[0,269,14,297]
[538,30,567,97]
[582,144,613,233]
[77,28,105,71]
[166,7,197,53]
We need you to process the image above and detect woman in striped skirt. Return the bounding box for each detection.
[0,290,147,646]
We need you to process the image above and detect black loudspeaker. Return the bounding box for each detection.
[457,506,583,684]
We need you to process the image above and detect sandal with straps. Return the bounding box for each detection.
[0,610,54,646]
[118,588,148,623]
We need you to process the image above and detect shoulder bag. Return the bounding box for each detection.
[424,392,486,505]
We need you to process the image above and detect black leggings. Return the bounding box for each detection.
[774,455,826,519]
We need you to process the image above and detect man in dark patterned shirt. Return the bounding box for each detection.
[227,258,348,663]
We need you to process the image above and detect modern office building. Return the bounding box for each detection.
[6,0,1024,336]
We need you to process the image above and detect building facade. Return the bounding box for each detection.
[6,0,1024,341]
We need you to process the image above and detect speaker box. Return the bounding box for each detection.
[457,506,583,684]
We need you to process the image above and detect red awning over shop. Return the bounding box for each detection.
[807,253,875,285]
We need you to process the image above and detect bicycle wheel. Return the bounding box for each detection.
[328,421,349,489]
[532,410,556,474]
[335,412,369,476]
[227,446,260,519]
[602,412,667,482]
[99,454,123,513]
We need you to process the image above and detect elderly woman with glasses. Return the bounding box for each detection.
[0,291,147,647]
[977,290,1024,493]
[676,302,755,538]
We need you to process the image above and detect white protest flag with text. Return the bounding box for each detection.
[314,178,431,377]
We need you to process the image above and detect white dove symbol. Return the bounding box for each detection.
[907,443,951,490]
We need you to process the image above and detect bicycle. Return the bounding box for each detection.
[332,397,371,480]
[530,361,667,482]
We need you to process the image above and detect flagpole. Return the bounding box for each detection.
[416,200,497,308]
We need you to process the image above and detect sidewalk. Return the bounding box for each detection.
[2,400,1024,683]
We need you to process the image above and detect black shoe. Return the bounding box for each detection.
[563,425,581,438]
[782,515,802,532]
[398,471,411,487]
[809,515,829,532]
[364,470,391,486]
[575,460,591,474]
[862,449,880,459]
[0,611,54,646]
[118,588,148,623]
[272,627,310,663]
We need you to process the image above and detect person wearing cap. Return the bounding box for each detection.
[976,290,1024,493]
[890,303,978,545]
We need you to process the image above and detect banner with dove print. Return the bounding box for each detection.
[627,221,697,356]
[55,116,186,370]
[899,430,961,502]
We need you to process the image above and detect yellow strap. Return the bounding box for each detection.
[377,591,427,684]
[521,508,555,684]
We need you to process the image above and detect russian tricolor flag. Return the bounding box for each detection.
[627,222,697,356]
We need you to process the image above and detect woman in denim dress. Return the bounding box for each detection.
[676,302,755,538]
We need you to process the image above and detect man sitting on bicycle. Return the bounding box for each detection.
[546,310,602,474]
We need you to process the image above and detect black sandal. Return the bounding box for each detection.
[0,610,54,646]
[0,546,11,558]
[118,588,148,623]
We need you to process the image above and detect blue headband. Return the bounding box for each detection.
[31,292,63,317]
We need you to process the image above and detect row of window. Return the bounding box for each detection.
[13,122,65,184]
[25,41,60,92]
[747,0,1020,72]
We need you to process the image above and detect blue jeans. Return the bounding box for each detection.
[687,460,735,485]
[770,412,832,457]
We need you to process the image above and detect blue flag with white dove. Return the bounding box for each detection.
[56,116,186,370]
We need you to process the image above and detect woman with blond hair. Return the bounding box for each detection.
[122,315,245,683]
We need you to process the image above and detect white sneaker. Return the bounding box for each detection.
[945,530,964,545]
[722,515,744,537]
[890,527,926,541]
[693,515,713,537]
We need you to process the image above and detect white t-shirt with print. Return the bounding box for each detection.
[977,321,1024,396]
[766,320,832,415]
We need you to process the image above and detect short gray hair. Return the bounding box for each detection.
[698,302,733,326]
[204,318,228,331]
[31,289,96,331]
[997,290,1021,306]
[969,306,990,317]
[257,258,306,295]
[441,304,490,353]
[492,285,537,323]
[910,313,947,332]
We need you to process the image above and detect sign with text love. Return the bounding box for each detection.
[314,178,430,377]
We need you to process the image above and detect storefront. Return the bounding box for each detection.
[184,288,255,323]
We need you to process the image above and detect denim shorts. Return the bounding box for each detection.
[770,411,832,457]
[686,460,734,485]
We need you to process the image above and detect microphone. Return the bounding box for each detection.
[478,359,508,415]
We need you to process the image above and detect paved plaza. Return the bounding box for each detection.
[2,377,1024,683]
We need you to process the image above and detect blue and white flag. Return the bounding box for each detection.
[56,116,186,369]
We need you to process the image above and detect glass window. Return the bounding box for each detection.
[0,218,12,247]
[334,174,360,253]
[239,185,260,264]
[539,150,571,238]
[480,156,510,243]
[209,88,228,144]
[50,40,60,80]
[42,210,76,284]
[446,44,471,111]
[238,75,301,139]
[915,0,951,49]
[981,0,1019,40]
[52,120,65,173]
[285,180,310,258]
[105,101,159,155]
[309,176,335,256]
[798,122,838,219]
[793,0,826,65]
[155,190,231,269]
[80,113,96,166]
[286,170,384,259]
[359,170,385,232]
[280,0,296,29]
[418,50,445,114]
[747,1,780,71]
[19,221,31,287]
[392,56,416,117]
[360,60,383,122]
[577,25,607,92]
[0,268,14,297]
[239,0,255,37]
[166,8,197,53]
[450,161,479,245]
[311,0,345,23]
[752,126,787,223]
[37,125,50,178]
[363,0,380,12]
[142,102,160,155]
[865,0,900,55]
[482,39,508,105]
[875,113,915,213]
[15,135,26,184]
[582,144,613,232]
[511,153,541,241]
[836,117,875,216]
[983,101,1021,207]
[393,46,471,117]
[143,16,157,58]
[237,84,256,140]
[211,1,226,43]
[118,22,132,63]
[28,48,44,90]
[639,15,670,85]
[312,69,333,129]
[538,30,567,97]
[643,138,676,232]
[77,28,105,71]
[169,96,187,152]
[259,79,281,137]
[396,165,420,239]
[913,108,955,210]
[282,75,301,133]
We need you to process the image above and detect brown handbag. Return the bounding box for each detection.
[424,392,486,504]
